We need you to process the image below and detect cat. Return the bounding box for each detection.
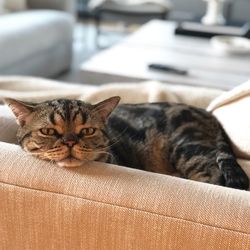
[4,97,249,190]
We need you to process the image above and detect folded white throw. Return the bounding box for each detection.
[208,79,250,160]
[0,76,222,108]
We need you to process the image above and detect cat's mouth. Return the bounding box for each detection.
[57,156,83,168]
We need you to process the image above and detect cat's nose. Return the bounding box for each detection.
[62,134,78,147]
[64,140,77,147]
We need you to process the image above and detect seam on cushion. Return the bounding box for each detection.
[1,181,250,236]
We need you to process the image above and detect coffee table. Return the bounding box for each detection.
[80,20,250,90]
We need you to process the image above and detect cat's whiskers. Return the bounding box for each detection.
[78,136,122,153]
[94,150,115,162]
[33,153,48,160]
[26,152,42,156]
[53,140,64,149]
[97,133,125,150]
[76,146,112,157]
[98,126,129,150]
[28,146,64,155]
[26,146,68,162]
[78,149,115,162]
[47,147,66,153]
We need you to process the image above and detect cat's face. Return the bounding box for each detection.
[4,97,120,167]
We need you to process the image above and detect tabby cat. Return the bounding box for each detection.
[4,97,249,190]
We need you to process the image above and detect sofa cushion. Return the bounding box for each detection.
[208,80,250,160]
[0,141,250,250]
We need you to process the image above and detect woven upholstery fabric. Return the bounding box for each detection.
[1,142,250,249]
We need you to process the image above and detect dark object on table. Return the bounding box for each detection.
[148,63,188,75]
[175,22,250,38]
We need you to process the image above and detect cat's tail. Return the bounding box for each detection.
[216,146,249,190]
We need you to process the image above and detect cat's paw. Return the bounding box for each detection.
[223,167,249,190]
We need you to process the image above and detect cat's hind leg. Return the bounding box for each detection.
[173,152,225,186]
[183,159,225,186]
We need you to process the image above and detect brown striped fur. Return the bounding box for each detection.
[4,97,249,190]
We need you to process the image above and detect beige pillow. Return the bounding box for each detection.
[207,80,250,160]
[4,0,27,11]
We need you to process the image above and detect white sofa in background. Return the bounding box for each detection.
[0,0,75,77]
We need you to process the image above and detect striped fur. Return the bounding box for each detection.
[5,97,249,190]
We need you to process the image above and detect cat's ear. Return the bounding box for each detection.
[4,98,37,126]
[93,96,120,121]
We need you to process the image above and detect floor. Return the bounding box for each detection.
[57,19,138,84]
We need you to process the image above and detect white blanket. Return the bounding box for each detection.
[208,79,250,160]
[0,76,222,107]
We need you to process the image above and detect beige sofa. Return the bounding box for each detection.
[0,77,250,249]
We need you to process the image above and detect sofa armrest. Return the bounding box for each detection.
[27,0,76,15]
[1,142,250,249]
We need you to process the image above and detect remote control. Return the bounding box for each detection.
[148,63,188,75]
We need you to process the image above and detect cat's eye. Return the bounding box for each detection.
[40,128,57,136]
[80,127,96,137]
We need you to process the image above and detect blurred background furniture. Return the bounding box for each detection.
[27,0,76,15]
[168,0,249,23]
[87,0,172,47]
[78,0,250,24]
[0,0,248,81]
[0,0,76,78]
[80,20,250,89]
